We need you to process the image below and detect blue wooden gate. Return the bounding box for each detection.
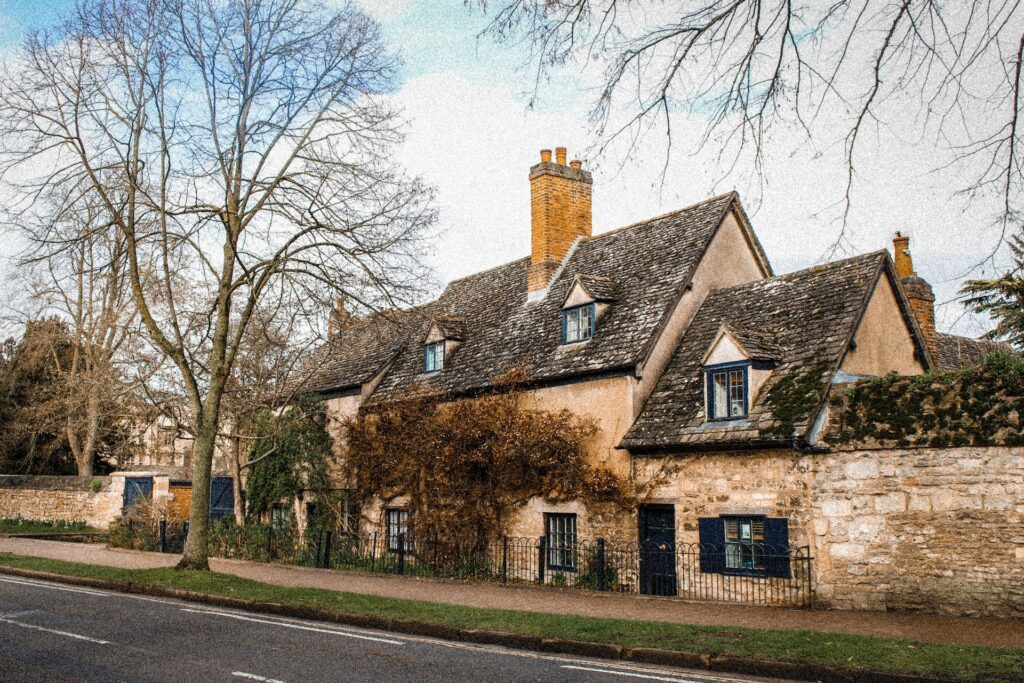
[209,476,235,521]
[122,477,153,510]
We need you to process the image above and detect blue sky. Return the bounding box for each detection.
[0,0,1007,337]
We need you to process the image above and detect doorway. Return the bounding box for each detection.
[638,504,677,596]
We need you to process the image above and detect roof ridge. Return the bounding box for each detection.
[586,191,738,242]
[711,250,887,296]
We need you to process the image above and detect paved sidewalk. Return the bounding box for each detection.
[1,536,1021,649]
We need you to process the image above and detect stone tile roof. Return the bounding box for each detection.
[295,306,432,395]
[933,332,1016,371]
[622,252,894,452]
[366,192,751,401]
[722,324,784,362]
[572,274,619,302]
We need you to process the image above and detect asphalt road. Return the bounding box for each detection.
[0,575,792,683]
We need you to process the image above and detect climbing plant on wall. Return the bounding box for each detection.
[341,369,632,546]
[244,394,333,520]
[829,352,1024,448]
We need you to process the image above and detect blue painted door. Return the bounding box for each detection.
[209,476,235,521]
[122,477,153,510]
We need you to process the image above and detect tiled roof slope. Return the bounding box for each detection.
[369,193,747,400]
[622,252,892,452]
[295,306,432,395]
[934,332,1016,371]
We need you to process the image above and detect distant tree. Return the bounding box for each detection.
[0,318,130,474]
[0,0,434,569]
[478,1,1024,233]
[16,184,156,476]
[961,233,1024,351]
[0,319,76,474]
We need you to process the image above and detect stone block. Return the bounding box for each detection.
[831,542,865,560]
[849,515,884,542]
[821,498,851,518]
[844,459,879,480]
[874,493,907,514]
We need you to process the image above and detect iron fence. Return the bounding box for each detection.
[137,522,813,607]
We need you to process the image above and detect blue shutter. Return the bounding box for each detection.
[209,477,235,521]
[698,517,725,574]
[763,517,791,578]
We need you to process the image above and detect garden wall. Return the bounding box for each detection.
[634,444,1024,618]
[0,475,126,528]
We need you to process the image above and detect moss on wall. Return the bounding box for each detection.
[763,360,833,438]
[828,352,1024,448]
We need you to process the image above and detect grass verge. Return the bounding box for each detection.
[0,552,1020,682]
[0,518,101,535]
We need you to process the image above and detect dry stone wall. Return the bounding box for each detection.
[0,475,125,529]
[813,446,1023,617]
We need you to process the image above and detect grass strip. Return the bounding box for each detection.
[0,519,102,535]
[0,552,1020,682]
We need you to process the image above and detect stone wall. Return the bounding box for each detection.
[0,475,125,529]
[634,444,1024,618]
[813,446,1023,617]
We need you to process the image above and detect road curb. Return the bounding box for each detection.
[0,565,955,683]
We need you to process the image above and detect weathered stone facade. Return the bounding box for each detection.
[635,444,1024,618]
[0,475,125,528]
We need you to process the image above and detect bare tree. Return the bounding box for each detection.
[478,1,1024,240]
[15,185,156,476]
[0,0,434,569]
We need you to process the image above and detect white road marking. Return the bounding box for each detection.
[562,664,705,682]
[0,576,109,596]
[181,608,405,645]
[0,616,111,644]
[0,574,754,683]
[232,672,285,683]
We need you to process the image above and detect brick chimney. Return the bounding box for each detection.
[528,147,592,293]
[328,296,350,336]
[892,233,936,362]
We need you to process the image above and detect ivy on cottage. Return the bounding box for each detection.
[341,369,632,546]
[245,395,333,520]
[829,352,1024,448]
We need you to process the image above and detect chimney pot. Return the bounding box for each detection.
[527,145,593,294]
[570,159,582,169]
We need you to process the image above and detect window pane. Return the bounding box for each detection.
[713,371,729,418]
[546,514,577,569]
[724,519,739,541]
[564,305,594,343]
[729,369,745,416]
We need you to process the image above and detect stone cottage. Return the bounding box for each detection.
[297,147,1022,617]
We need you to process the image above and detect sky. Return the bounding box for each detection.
[0,0,1011,338]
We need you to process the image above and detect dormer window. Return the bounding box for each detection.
[423,340,445,373]
[706,362,749,420]
[562,303,595,344]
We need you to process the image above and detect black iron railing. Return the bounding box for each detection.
[132,522,814,607]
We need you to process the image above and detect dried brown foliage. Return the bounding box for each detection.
[342,371,632,546]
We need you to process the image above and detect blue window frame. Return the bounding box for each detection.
[698,516,791,578]
[706,362,749,420]
[545,513,577,571]
[561,303,595,344]
[423,341,445,373]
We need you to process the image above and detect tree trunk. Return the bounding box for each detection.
[233,434,246,525]
[177,418,216,570]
